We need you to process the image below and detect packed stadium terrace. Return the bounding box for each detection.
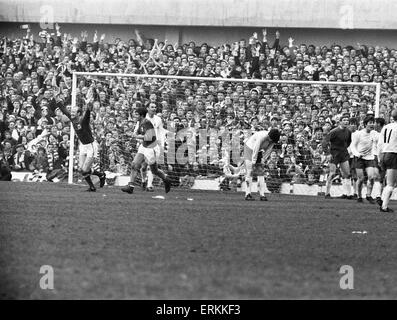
[1,26,397,189]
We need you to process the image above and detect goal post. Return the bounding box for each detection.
[68,71,381,192]
[68,72,77,184]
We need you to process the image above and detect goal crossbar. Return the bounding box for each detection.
[72,71,380,88]
[69,72,382,184]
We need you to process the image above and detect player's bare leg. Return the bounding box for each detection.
[81,156,96,192]
[146,146,159,191]
[78,151,86,173]
[122,153,145,194]
[149,163,171,193]
[140,162,148,190]
[257,175,268,201]
[91,165,106,188]
[374,178,383,205]
[244,160,254,200]
[146,170,154,191]
[356,168,365,202]
[365,167,376,204]
[325,163,336,198]
[340,161,353,199]
[351,166,358,199]
[373,167,383,206]
[352,178,358,199]
[87,142,105,187]
[121,163,141,194]
[380,168,397,212]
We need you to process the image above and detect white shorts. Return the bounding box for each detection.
[79,141,98,158]
[137,144,159,165]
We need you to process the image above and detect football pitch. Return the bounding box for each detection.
[0,181,396,299]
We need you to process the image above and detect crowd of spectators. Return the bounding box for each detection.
[1,24,397,190]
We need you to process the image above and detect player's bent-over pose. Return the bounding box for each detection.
[57,98,106,192]
[243,128,280,201]
[121,107,171,194]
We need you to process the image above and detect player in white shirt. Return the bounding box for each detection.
[351,115,377,203]
[121,107,171,195]
[377,110,397,212]
[243,128,280,201]
[371,118,386,206]
[348,118,359,199]
[143,103,166,191]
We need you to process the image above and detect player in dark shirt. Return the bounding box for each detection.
[325,113,353,199]
[121,107,171,194]
[57,97,105,192]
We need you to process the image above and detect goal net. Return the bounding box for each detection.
[68,72,381,194]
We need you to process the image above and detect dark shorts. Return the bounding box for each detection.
[256,151,263,164]
[355,157,376,170]
[382,152,397,170]
[252,163,265,176]
[349,157,357,169]
[374,155,379,167]
[331,151,350,165]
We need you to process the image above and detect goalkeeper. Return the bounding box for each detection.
[243,129,280,201]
